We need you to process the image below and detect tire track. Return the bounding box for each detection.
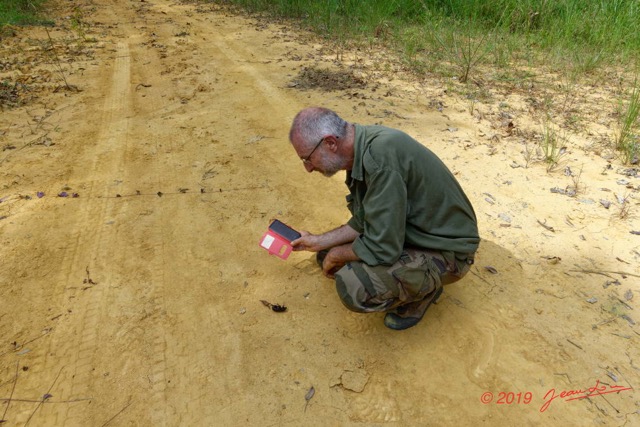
[38,41,150,426]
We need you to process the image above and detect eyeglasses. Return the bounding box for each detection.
[301,137,325,165]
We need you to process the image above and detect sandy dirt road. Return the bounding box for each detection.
[1,0,639,425]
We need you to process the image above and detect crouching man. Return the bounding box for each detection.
[289,107,479,330]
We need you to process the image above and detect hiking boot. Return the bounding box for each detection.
[316,249,329,268]
[383,286,444,330]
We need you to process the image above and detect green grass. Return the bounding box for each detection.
[0,0,49,27]
[615,82,640,164]
[207,0,640,70]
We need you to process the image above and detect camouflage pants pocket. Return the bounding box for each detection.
[391,257,442,303]
[335,262,397,313]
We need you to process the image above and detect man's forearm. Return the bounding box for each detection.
[291,224,360,253]
[317,224,359,250]
[328,243,359,263]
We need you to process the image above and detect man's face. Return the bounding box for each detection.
[316,150,343,177]
[297,136,343,177]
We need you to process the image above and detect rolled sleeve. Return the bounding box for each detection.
[347,216,363,234]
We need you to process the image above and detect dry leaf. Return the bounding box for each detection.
[304,385,315,412]
[305,386,315,401]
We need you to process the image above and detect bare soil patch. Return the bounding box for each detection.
[290,66,367,91]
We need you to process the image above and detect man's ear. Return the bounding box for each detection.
[325,135,339,152]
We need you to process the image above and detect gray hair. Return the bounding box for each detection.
[289,107,348,146]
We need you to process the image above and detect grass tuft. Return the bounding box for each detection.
[615,81,640,165]
[540,117,567,172]
[0,0,49,27]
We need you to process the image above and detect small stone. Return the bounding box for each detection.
[340,370,369,393]
[603,279,621,288]
[624,289,633,301]
[586,297,598,304]
[578,199,595,205]
[498,213,512,223]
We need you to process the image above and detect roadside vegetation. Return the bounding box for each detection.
[0,0,49,27]
[206,0,640,74]
[206,0,640,164]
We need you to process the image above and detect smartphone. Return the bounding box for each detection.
[268,219,301,242]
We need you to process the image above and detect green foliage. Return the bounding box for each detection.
[0,0,49,26]
[615,82,640,164]
[208,0,640,72]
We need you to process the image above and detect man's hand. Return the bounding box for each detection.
[290,225,361,277]
[291,231,325,252]
[291,224,360,253]
[321,244,360,278]
[321,249,343,278]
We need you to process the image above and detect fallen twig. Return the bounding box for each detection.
[537,219,555,232]
[617,298,634,310]
[597,392,620,414]
[0,363,19,424]
[611,333,631,339]
[566,338,583,350]
[0,330,51,358]
[469,269,498,296]
[569,268,640,279]
[24,368,63,426]
[0,397,91,403]
[613,367,635,389]
[0,133,50,166]
[592,317,617,329]
[101,400,133,427]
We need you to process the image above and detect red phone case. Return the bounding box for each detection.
[259,220,300,260]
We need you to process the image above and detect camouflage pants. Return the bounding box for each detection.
[335,248,474,313]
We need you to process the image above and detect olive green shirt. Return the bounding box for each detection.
[347,124,480,266]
